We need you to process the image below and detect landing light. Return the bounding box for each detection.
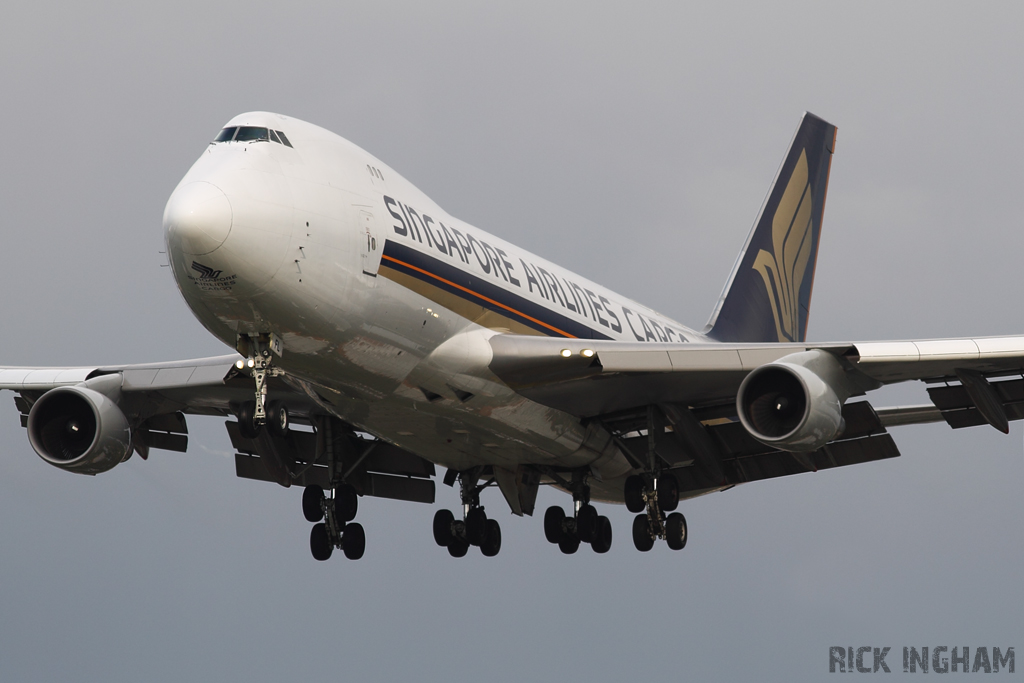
[247,358,255,368]
[235,359,245,369]
[560,349,572,358]
[581,349,595,358]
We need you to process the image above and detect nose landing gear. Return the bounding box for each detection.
[234,333,286,438]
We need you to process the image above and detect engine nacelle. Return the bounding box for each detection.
[27,384,131,475]
[736,350,851,452]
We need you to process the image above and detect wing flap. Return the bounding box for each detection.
[927,376,1024,430]
[226,419,436,502]
[671,422,899,497]
[607,401,897,497]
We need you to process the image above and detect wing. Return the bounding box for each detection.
[488,334,1024,420]
[487,333,1024,497]
[0,356,435,503]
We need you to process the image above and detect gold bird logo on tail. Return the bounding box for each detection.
[752,149,815,342]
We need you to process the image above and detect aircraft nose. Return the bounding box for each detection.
[163,181,233,255]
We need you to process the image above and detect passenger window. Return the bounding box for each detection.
[214,127,237,142]
[269,130,281,144]
[235,126,269,142]
[276,130,293,147]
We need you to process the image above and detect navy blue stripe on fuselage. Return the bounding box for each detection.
[380,240,611,340]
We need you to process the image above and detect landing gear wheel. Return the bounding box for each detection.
[558,532,580,555]
[481,519,502,557]
[237,401,261,439]
[666,512,687,550]
[333,484,358,523]
[466,507,487,546]
[544,506,565,544]
[302,485,324,522]
[310,522,333,561]
[433,509,455,547]
[592,515,612,554]
[267,401,289,437]
[577,504,599,543]
[632,514,655,552]
[624,475,646,513]
[657,473,680,512]
[448,536,469,558]
[342,522,365,560]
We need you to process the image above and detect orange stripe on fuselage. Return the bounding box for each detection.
[380,254,577,338]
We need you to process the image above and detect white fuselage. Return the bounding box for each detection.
[163,112,702,493]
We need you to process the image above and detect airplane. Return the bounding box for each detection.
[3,111,1022,562]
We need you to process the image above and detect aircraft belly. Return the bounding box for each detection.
[266,274,629,474]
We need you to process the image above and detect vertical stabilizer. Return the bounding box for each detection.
[704,112,837,343]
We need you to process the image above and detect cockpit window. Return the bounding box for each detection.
[235,126,270,142]
[213,125,293,147]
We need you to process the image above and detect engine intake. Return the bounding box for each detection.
[27,385,131,475]
[737,350,851,452]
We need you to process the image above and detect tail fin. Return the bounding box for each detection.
[704,112,837,343]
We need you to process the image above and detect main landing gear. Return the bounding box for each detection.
[624,472,687,552]
[543,471,612,554]
[300,415,372,562]
[432,470,501,557]
[303,484,365,561]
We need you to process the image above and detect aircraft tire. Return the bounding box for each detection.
[558,532,580,555]
[334,484,358,523]
[577,504,598,543]
[302,485,324,523]
[466,507,487,546]
[237,401,261,439]
[342,522,365,560]
[267,401,289,437]
[433,509,455,546]
[481,519,501,557]
[666,512,687,551]
[632,514,654,552]
[310,523,333,561]
[657,474,679,512]
[592,516,612,554]
[624,475,646,513]
[448,536,469,558]
[543,506,565,544]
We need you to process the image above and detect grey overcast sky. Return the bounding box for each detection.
[1,2,1023,681]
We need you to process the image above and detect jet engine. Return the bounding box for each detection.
[27,384,131,475]
[736,350,852,452]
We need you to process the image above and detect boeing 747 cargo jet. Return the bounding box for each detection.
[4,112,1022,560]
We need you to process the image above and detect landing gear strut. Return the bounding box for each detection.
[234,333,286,438]
[543,470,613,554]
[432,469,501,557]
